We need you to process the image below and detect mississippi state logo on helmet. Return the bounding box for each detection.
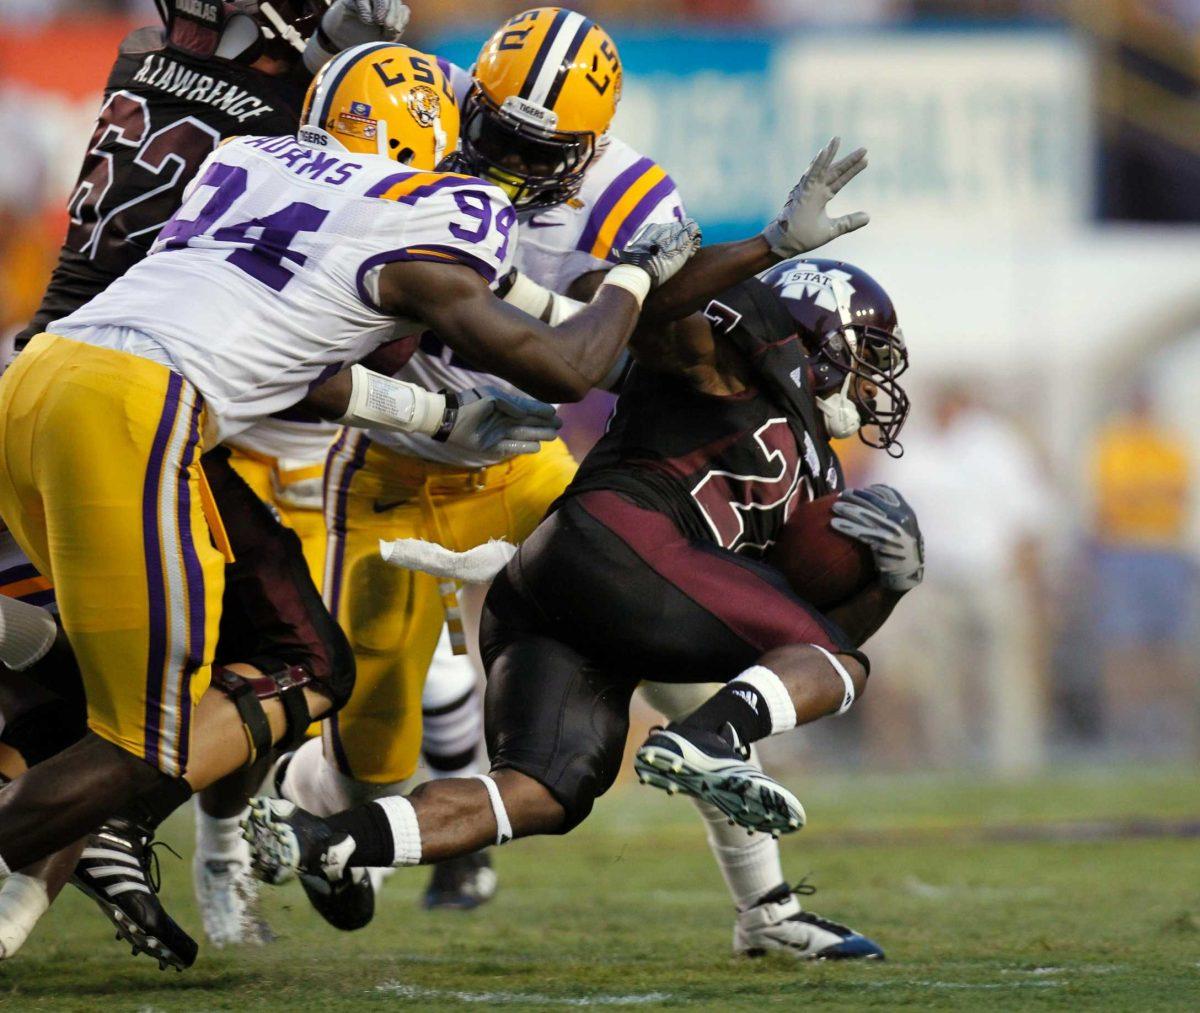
[452,6,623,209]
[300,42,459,169]
[759,258,911,454]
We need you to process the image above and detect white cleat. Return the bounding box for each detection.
[193,839,276,947]
[634,726,805,836]
[734,883,885,960]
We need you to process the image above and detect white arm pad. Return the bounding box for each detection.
[501,271,585,325]
[336,364,446,436]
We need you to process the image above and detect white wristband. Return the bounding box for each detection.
[502,272,584,325]
[598,264,651,309]
[810,644,857,716]
[336,364,446,436]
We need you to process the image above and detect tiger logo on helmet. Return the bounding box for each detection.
[452,7,623,209]
[300,42,460,170]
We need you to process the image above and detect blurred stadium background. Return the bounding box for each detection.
[4,0,1197,775]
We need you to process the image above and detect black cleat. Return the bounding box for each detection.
[299,867,376,931]
[634,725,805,836]
[241,798,355,887]
[72,817,198,970]
[422,850,497,911]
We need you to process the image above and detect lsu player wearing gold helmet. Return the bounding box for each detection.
[278,8,884,956]
[273,10,685,922]
[0,34,697,961]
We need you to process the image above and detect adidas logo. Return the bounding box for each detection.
[732,688,759,713]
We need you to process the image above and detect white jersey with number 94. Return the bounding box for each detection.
[51,133,518,444]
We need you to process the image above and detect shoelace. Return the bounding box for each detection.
[139,837,183,896]
[789,875,817,899]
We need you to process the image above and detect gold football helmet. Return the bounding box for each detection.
[300,42,459,169]
[455,7,622,209]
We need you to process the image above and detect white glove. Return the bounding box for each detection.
[830,484,924,592]
[348,0,409,35]
[761,137,869,258]
[303,0,410,74]
[435,387,562,457]
[616,218,702,289]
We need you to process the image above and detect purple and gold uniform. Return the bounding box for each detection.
[322,13,684,785]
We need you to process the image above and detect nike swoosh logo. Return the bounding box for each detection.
[372,499,407,513]
[526,218,565,229]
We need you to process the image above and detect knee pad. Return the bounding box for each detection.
[211,662,315,762]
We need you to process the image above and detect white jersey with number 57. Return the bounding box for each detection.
[51,133,517,444]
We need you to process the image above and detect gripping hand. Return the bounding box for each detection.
[304,0,410,73]
[435,387,562,457]
[761,137,869,258]
[830,484,924,592]
[617,218,702,289]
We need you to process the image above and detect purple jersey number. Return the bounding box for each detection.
[157,161,328,292]
[449,189,515,263]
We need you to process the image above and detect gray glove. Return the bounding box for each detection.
[761,137,869,258]
[435,387,562,457]
[303,0,410,74]
[830,484,924,592]
[617,218,702,288]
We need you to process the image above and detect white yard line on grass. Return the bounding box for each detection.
[374,982,673,1006]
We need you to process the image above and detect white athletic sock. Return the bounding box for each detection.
[0,596,57,671]
[422,627,485,780]
[693,746,786,909]
[374,796,422,866]
[729,666,797,735]
[194,801,247,860]
[0,873,49,958]
[282,737,412,817]
[0,854,9,878]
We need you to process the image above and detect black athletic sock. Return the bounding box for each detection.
[676,682,773,748]
[119,774,194,832]
[326,802,395,867]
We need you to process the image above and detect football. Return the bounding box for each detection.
[765,493,877,609]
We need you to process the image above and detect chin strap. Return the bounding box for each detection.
[815,373,861,440]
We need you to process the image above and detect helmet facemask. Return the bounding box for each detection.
[457,86,596,210]
[813,325,910,456]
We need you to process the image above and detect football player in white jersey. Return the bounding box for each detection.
[0,40,699,960]
[272,7,884,959]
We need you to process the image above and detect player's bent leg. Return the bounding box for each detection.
[637,647,865,835]
[244,630,633,885]
[243,769,563,886]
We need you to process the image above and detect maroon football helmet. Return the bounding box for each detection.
[231,1,329,62]
[758,257,910,455]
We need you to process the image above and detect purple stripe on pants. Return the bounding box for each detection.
[141,372,184,768]
[324,431,370,777]
[173,394,205,773]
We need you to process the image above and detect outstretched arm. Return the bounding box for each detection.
[377,219,701,402]
[567,138,868,327]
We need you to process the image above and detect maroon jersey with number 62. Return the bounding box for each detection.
[18,27,307,342]
[561,277,842,557]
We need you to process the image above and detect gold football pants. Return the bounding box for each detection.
[320,432,577,783]
[0,335,225,776]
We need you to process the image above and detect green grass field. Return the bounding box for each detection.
[3,764,1198,1011]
